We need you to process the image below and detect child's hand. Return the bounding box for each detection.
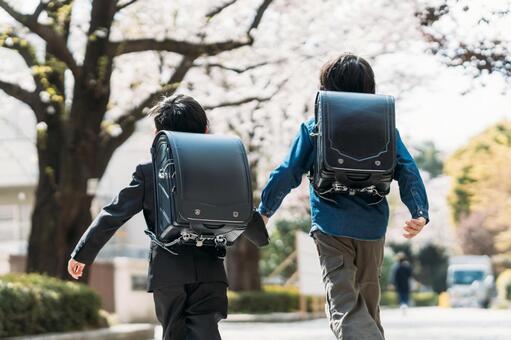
[261,214,269,225]
[68,258,85,280]
[402,217,426,239]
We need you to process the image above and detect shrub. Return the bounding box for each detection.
[380,291,398,306]
[0,273,102,337]
[228,286,300,314]
[227,285,328,314]
[228,285,439,314]
[413,291,439,306]
[380,291,438,307]
[496,269,511,301]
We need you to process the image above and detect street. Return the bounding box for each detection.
[215,307,511,340]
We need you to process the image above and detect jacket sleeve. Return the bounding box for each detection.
[258,122,315,217]
[393,130,430,223]
[71,165,145,264]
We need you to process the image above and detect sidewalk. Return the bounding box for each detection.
[225,311,325,323]
[7,324,155,340]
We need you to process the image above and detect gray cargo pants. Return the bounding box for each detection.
[312,230,385,340]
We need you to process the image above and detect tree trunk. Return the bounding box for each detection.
[27,180,93,280]
[226,236,261,291]
[26,90,105,280]
[27,129,95,279]
[226,160,262,291]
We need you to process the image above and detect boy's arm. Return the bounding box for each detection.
[394,130,430,237]
[70,164,145,265]
[258,121,315,219]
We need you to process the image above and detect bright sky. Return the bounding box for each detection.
[398,70,510,153]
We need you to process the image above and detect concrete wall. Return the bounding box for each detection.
[112,258,157,323]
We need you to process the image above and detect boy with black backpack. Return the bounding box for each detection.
[258,54,429,340]
[68,95,229,340]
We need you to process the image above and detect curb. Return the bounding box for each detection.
[7,324,155,340]
[223,312,325,323]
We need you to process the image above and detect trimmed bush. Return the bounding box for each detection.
[380,291,398,306]
[413,291,439,306]
[228,286,300,314]
[380,291,438,307]
[228,285,439,314]
[0,273,102,337]
[496,269,511,301]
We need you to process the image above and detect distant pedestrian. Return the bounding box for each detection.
[393,252,413,312]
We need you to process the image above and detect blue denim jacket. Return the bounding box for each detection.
[258,117,429,240]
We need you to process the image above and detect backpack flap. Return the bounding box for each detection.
[167,131,253,227]
[319,90,395,173]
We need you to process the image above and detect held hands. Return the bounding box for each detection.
[403,217,426,239]
[67,258,85,280]
[261,214,269,225]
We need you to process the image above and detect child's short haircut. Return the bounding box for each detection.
[149,94,209,133]
[320,53,375,94]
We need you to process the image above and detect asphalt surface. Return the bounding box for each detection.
[155,307,511,340]
[154,307,511,340]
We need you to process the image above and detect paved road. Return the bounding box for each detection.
[220,307,511,340]
[155,307,511,340]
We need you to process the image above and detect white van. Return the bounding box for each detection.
[447,255,495,308]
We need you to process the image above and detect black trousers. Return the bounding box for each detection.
[153,282,228,340]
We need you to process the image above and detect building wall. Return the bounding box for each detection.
[112,257,157,323]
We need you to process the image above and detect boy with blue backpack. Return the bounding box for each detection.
[258,54,429,340]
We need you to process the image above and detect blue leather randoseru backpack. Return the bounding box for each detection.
[310,91,396,201]
[147,131,257,254]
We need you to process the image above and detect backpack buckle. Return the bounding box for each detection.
[332,182,348,192]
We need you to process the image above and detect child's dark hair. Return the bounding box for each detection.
[320,53,375,94]
[149,94,208,133]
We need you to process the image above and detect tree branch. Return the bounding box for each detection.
[198,61,271,74]
[249,0,274,32]
[116,0,138,12]
[203,95,272,110]
[0,79,34,104]
[108,37,250,58]
[0,79,43,118]
[109,0,274,58]
[0,0,80,78]
[205,76,287,111]
[205,0,239,19]
[0,29,38,67]
[97,56,196,173]
[32,1,45,20]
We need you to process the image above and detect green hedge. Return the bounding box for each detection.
[228,285,301,314]
[228,286,439,314]
[0,273,102,337]
[380,291,439,307]
[380,291,399,306]
[496,269,511,301]
[413,291,439,306]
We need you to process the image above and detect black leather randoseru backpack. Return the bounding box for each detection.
[146,131,256,255]
[310,90,396,203]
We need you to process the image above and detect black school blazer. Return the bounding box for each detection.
[71,162,227,292]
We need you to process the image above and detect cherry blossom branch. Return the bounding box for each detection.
[0,0,80,78]
[109,0,274,57]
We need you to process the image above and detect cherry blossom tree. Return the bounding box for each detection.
[0,0,274,280]
[416,0,511,82]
